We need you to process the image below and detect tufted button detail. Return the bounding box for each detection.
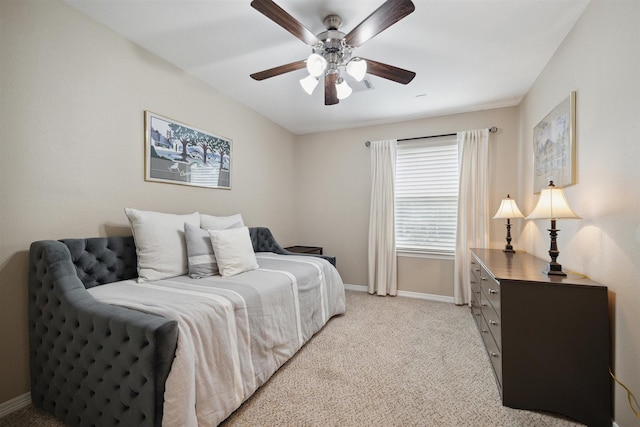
[28,236,175,427]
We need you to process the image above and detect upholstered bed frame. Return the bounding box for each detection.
[28,227,335,427]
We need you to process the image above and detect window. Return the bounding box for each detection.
[395,137,459,256]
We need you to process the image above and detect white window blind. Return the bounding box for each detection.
[395,137,459,255]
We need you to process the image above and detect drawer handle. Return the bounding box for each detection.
[474,268,480,272]
[481,303,488,307]
[474,290,480,294]
[489,289,498,294]
[489,320,499,326]
[490,352,499,358]
[481,277,487,281]
[482,329,489,334]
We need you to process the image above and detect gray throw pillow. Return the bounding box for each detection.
[184,222,218,278]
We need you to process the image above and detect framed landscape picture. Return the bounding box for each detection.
[144,111,232,189]
[533,91,576,193]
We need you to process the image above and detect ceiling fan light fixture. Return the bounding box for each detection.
[336,77,352,100]
[299,74,318,95]
[250,0,417,106]
[346,58,367,81]
[306,53,327,77]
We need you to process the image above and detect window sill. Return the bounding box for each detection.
[396,250,454,261]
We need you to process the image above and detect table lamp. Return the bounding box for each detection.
[493,195,524,253]
[525,181,580,276]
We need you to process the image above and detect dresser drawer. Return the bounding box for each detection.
[480,294,501,348]
[470,301,483,331]
[470,260,482,302]
[479,312,502,388]
[480,272,501,313]
[470,260,482,282]
[470,274,482,307]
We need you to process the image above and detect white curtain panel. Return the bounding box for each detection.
[368,139,398,296]
[454,129,489,305]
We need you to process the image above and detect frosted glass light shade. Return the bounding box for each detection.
[306,53,327,77]
[299,74,318,95]
[526,182,580,220]
[346,58,367,81]
[335,78,352,99]
[493,195,524,219]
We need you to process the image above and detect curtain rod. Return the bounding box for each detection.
[365,126,498,147]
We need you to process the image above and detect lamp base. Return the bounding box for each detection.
[544,220,567,276]
[544,262,567,277]
[502,220,516,254]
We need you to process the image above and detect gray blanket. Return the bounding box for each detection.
[88,253,345,426]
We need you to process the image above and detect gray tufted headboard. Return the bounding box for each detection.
[29,236,178,427]
[28,227,334,427]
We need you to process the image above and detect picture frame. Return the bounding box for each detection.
[145,111,232,190]
[533,91,576,193]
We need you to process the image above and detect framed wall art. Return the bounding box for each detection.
[533,91,576,193]
[144,111,232,189]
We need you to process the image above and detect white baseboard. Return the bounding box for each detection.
[344,284,455,304]
[397,289,455,303]
[0,392,31,419]
[343,283,368,292]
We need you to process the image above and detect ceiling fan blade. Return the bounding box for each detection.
[250,60,307,81]
[325,73,339,105]
[251,0,320,46]
[362,58,416,84]
[345,0,415,48]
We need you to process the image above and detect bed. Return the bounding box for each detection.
[28,225,345,427]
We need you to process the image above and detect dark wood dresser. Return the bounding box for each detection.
[470,248,611,427]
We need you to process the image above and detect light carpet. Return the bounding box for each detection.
[0,290,583,426]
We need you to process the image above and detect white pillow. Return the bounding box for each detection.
[208,226,259,277]
[200,213,244,230]
[124,208,200,282]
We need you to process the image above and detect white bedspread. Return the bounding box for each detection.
[88,253,346,427]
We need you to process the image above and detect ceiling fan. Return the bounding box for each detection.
[250,0,416,106]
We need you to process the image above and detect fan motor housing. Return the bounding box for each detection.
[323,14,342,30]
[318,30,345,45]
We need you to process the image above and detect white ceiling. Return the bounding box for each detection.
[63,0,590,135]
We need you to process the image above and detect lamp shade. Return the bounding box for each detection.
[526,181,580,220]
[346,58,367,81]
[493,195,524,219]
[299,75,318,95]
[335,78,352,100]
[306,53,327,77]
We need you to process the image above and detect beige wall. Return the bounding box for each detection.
[0,0,296,403]
[515,1,640,425]
[293,106,520,290]
[397,256,454,297]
